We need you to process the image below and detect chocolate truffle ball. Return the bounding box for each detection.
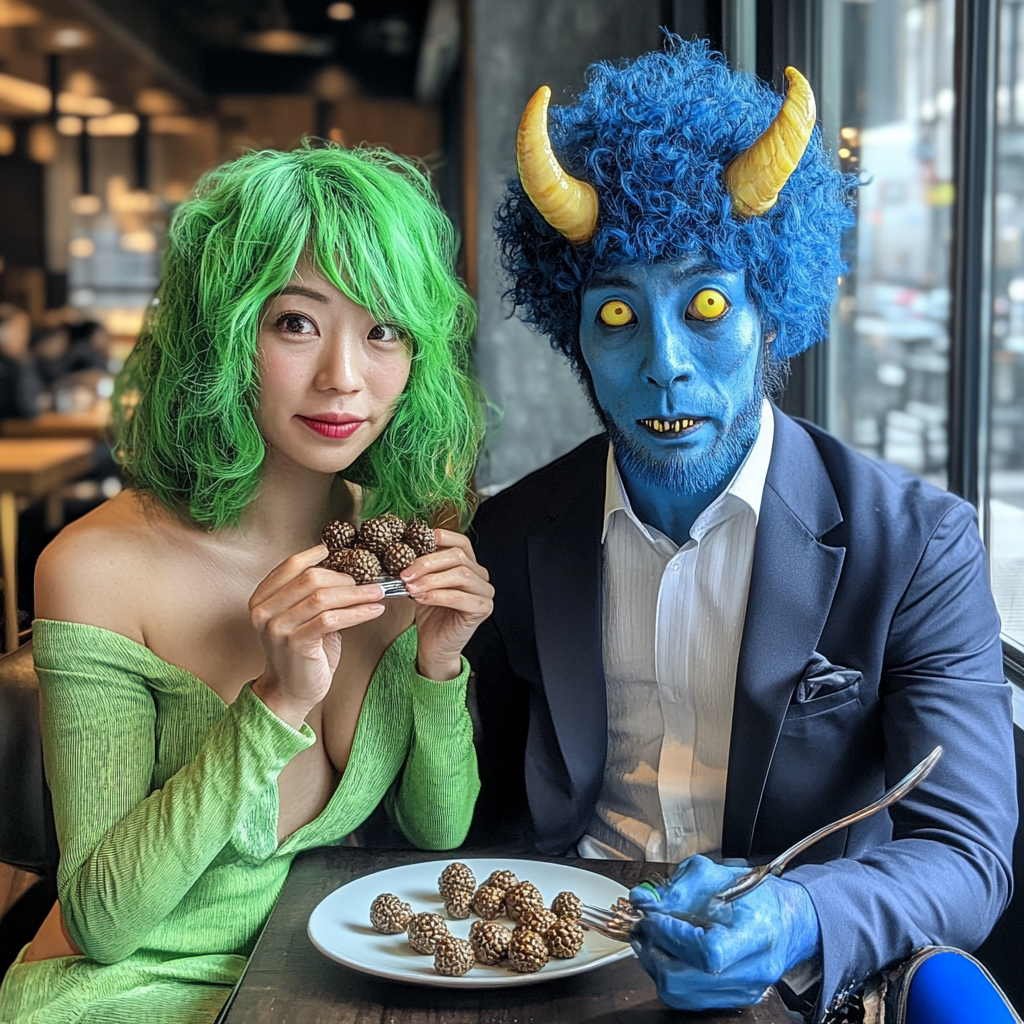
[471,884,505,921]
[546,919,585,959]
[369,893,413,934]
[444,889,472,920]
[381,541,417,576]
[504,881,544,923]
[508,928,549,973]
[407,912,449,954]
[516,907,558,936]
[550,891,583,920]
[403,519,437,556]
[438,862,476,901]
[322,520,357,551]
[433,935,474,977]
[324,547,382,583]
[469,920,512,965]
[485,869,519,892]
[359,514,405,553]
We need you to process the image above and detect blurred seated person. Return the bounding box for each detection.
[32,319,109,390]
[0,304,43,420]
[31,323,70,389]
[65,319,111,375]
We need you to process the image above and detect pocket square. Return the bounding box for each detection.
[794,651,862,703]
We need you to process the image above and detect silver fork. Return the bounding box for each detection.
[581,897,712,940]
[581,745,942,941]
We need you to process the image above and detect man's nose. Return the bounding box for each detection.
[640,307,696,388]
[315,336,362,392]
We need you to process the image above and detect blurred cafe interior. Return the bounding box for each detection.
[0,0,1022,1013]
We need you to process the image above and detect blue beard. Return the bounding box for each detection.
[598,389,764,497]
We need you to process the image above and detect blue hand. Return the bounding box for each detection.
[628,855,821,1011]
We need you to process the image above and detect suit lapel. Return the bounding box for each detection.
[722,410,846,858]
[527,440,608,811]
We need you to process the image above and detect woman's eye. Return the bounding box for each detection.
[276,313,317,335]
[597,299,637,327]
[686,288,730,321]
[367,324,396,342]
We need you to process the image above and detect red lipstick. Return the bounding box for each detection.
[298,414,365,439]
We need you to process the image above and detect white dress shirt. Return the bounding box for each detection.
[579,399,774,862]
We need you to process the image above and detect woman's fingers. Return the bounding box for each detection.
[405,529,493,681]
[248,543,332,609]
[407,586,493,617]
[405,562,493,598]
[273,601,386,646]
[404,556,495,619]
[401,532,489,584]
[400,531,493,618]
[434,527,473,552]
[253,577,385,635]
[250,548,383,621]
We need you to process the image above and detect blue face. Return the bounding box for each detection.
[579,259,765,498]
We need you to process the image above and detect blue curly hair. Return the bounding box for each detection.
[495,38,856,371]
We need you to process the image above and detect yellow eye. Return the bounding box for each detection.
[686,288,730,321]
[598,299,637,326]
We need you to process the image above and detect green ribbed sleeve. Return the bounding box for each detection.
[37,634,315,964]
[391,657,480,849]
[8,617,480,1024]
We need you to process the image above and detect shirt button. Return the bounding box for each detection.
[670,563,680,572]
[672,826,685,837]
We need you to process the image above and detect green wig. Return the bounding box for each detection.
[113,144,483,531]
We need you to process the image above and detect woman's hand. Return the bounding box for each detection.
[249,543,386,728]
[400,529,493,681]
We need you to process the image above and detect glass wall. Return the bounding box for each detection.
[825,0,956,491]
[821,0,1023,652]
[992,0,1024,650]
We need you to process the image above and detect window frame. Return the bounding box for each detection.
[948,0,1024,680]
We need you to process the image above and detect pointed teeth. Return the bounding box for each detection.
[641,417,698,434]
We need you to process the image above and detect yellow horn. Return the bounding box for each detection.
[722,66,816,218]
[517,85,599,245]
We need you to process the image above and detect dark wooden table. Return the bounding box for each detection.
[217,848,792,1024]
[0,400,112,441]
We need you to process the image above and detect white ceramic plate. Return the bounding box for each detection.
[307,857,634,988]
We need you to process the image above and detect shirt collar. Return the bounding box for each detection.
[602,398,775,545]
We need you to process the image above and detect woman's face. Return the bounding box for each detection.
[256,258,411,475]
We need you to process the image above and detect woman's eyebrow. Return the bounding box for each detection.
[278,285,332,304]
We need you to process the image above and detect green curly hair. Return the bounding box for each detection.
[113,144,483,531]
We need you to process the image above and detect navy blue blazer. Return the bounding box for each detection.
[466,405,1017,1007]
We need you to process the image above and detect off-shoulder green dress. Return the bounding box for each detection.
[0,619,479,1024]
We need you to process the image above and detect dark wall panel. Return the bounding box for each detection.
[471,0,663,489]
[0,127,45,269]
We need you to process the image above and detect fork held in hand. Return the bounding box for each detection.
[580,745,943,941]
[713,745,942,904]
[581,898,712,940]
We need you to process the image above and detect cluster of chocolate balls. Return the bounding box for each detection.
[320,514,436,583]
[368,862,586,977]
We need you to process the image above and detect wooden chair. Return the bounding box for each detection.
[0,641,59,976]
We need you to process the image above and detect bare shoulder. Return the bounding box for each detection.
[34,490,185,642]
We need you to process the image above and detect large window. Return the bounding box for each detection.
[992,0,1024,651]
[825,0,956,492]
[807,0,1023,659]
